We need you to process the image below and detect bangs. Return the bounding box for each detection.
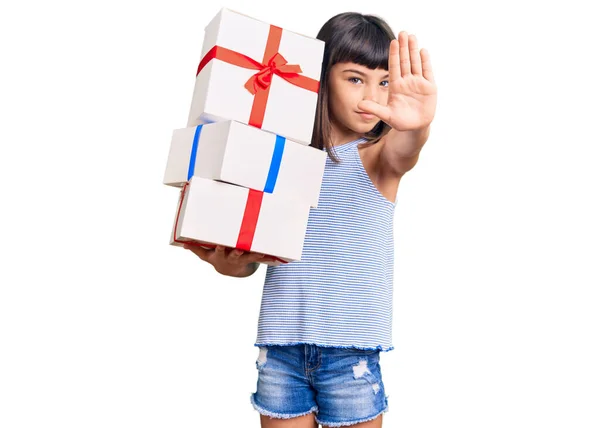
[329,23,391,70]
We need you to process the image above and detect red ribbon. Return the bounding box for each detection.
[236,189,263,251]
[196,25,320,128]
[173,182,287,264]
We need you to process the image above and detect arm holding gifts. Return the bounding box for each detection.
[184,244,264,278]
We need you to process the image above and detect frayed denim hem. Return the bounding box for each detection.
[314,400,389,427]
[250,393,318,420]
[254,341,394,352]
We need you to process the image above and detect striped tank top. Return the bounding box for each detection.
[254,137,397,352]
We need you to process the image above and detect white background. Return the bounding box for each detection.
[1,0,599,427]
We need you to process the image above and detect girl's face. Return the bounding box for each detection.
[327,62,389,142]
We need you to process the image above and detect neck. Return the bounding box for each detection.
[330,118,362,147]
[331,117,362,147]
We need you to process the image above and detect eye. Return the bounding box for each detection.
[380,80,389,87]
[348,77,363,84]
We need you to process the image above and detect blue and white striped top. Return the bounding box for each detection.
[254,137,397,352]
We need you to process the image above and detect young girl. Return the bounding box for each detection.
[184,11,437,428]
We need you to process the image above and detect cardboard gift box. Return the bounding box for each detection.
[163,120,326,208]
[170,176,311,265]
[186,7,325,145]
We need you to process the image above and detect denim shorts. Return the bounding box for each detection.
[250,344,389,427]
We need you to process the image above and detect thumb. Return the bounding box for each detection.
[357,100,389,123]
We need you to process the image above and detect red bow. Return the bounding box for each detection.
[244,53,303,94]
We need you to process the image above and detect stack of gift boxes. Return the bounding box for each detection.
[163,8,327,266]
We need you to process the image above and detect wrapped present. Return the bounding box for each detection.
[170,176,311,265]
[186,7,324,145]
[163,120,326,207]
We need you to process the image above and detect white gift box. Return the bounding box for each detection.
[186,7,325,145]
[163,120,326,208]
[170,176,310,265]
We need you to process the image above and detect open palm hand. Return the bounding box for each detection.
[358,31,437,131]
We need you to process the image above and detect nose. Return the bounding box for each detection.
[362,84,377,101]
[362,82,379,102]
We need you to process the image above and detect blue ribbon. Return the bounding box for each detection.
[187,125,203,180]
[186,125,285,193]
[264,135,286,193]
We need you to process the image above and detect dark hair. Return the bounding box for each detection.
[311,12,395,163]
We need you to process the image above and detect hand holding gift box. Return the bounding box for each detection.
[187,8,325,145]
[182,244,275,276]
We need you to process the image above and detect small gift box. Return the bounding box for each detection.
[186,7,325,145]
[170,176,311,264]
[163,120,326,207]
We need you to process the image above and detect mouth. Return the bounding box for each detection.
[356,111,375,120]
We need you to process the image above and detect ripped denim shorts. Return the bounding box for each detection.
[250,344,389,427]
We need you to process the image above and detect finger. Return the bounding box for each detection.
[241,252,266,264]
[228,248,244,262]
[209,245,227,262]
[388,39,401,83]
[398,31,411,77]
[408,34,422,76]
[420,49,435,84]
[357,100,391,124]
[184,244,211,261]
